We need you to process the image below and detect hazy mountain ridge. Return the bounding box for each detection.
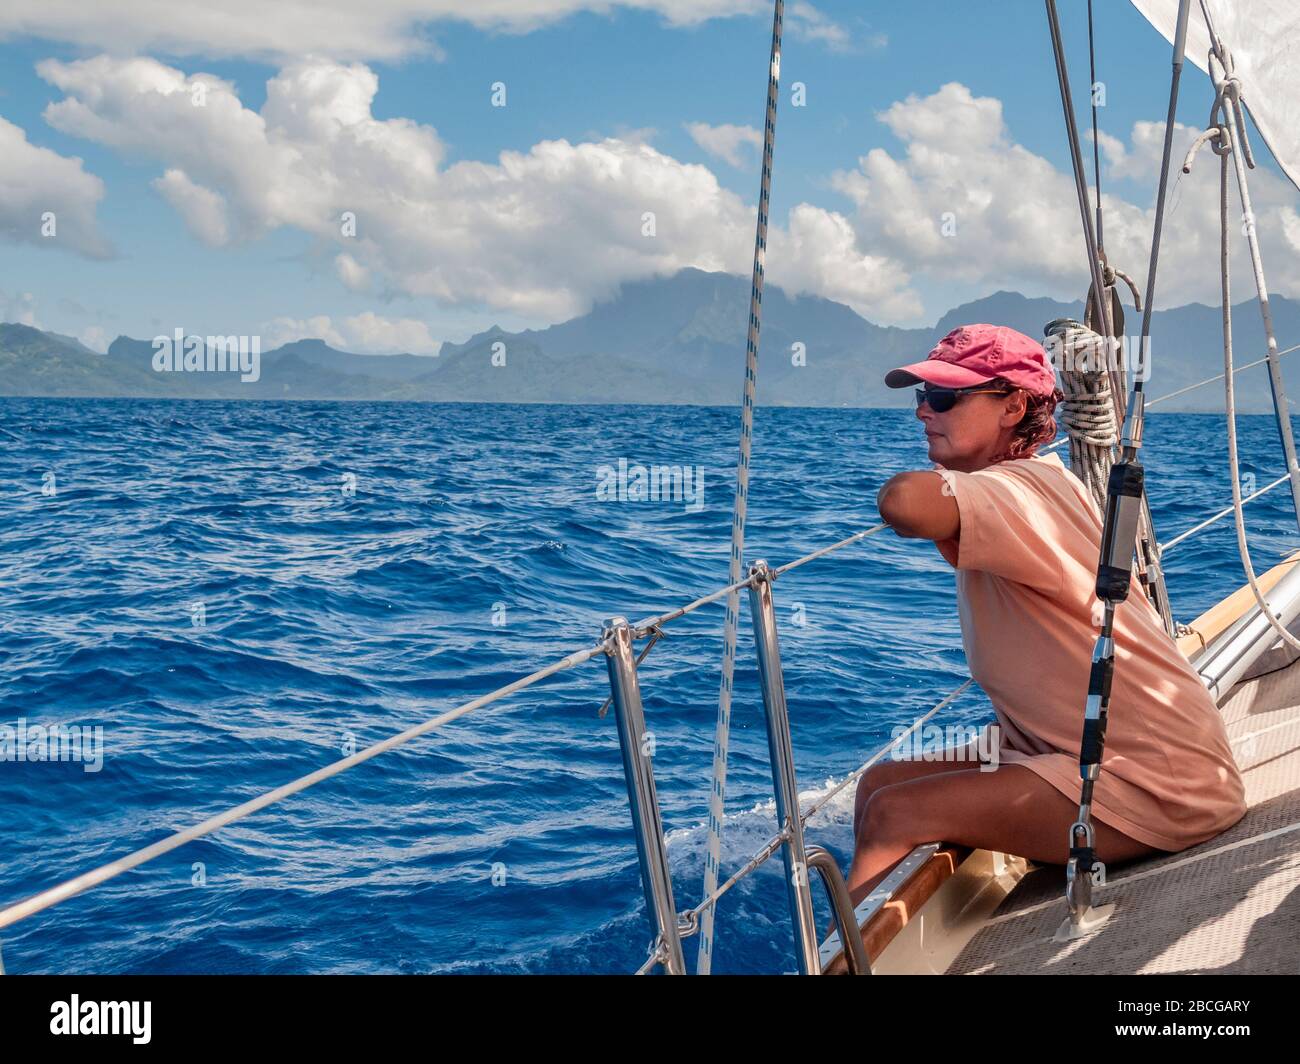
[3,269,1299,411]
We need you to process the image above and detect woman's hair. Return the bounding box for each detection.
[987,376,1065,463]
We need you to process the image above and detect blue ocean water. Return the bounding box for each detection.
[0,397,1296,974]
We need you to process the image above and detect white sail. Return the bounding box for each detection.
[1130,0,1300,192]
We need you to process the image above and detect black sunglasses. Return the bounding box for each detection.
[914,385,1015,413]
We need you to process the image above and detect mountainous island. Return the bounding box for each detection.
[3,268,1296,412]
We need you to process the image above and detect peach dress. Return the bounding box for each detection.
[931,451,1246,852]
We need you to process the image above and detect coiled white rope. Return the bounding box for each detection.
[1048,318,1119,513]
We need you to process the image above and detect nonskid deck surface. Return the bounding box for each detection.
[947,652,1300,975]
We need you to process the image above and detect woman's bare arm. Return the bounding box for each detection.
[876,471,961,541]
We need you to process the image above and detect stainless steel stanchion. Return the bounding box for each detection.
[603,616,686,974]
[747,561,821,974]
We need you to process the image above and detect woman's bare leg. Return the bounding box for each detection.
[852,735,986,837]
[827,738,988,939]
[846,763,1163,908]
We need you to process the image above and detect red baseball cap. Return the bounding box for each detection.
[884,323,1058,396]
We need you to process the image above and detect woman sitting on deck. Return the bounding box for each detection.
[848,323,1247,909]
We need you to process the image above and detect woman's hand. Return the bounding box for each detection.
[877,471,961,542]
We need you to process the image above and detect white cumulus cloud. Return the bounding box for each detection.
[261,312,441,354]
[153,169,230,246]
[78,325,109,352]
[786,1,858,53]
[684,122,762,167]
[38,54,902,323]
[831,81,1300,313]
[1,288,41,327]
[0,114,111,259]
[768,203,922,322]
[334,252,371,292]
[0,1,777,62]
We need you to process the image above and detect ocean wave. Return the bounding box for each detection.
[0,397,1292,972]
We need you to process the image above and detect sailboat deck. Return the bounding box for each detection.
[947,649,1300,974]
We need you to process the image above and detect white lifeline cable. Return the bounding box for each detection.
[696,0,784,975]
[1207,42,1300,657]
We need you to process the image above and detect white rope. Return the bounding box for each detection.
[1206,48,1300,656]
[696,0,784,975]
[1037,341,1300,452]
[1161,473,1289,554]
[1049,318,1118,512]
[774,524,888,577]
[630,524,887,638]
[1147,343,1300,409]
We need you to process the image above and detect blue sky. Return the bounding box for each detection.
[1,0,1296,354]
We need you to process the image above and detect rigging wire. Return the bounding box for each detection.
[1047,0,1175,634]
[1196,1,1300,655]
[1087,0,1104,250]
[1046,0,1192,940]
[1045,0,1114,341]
[695,0,785,975]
